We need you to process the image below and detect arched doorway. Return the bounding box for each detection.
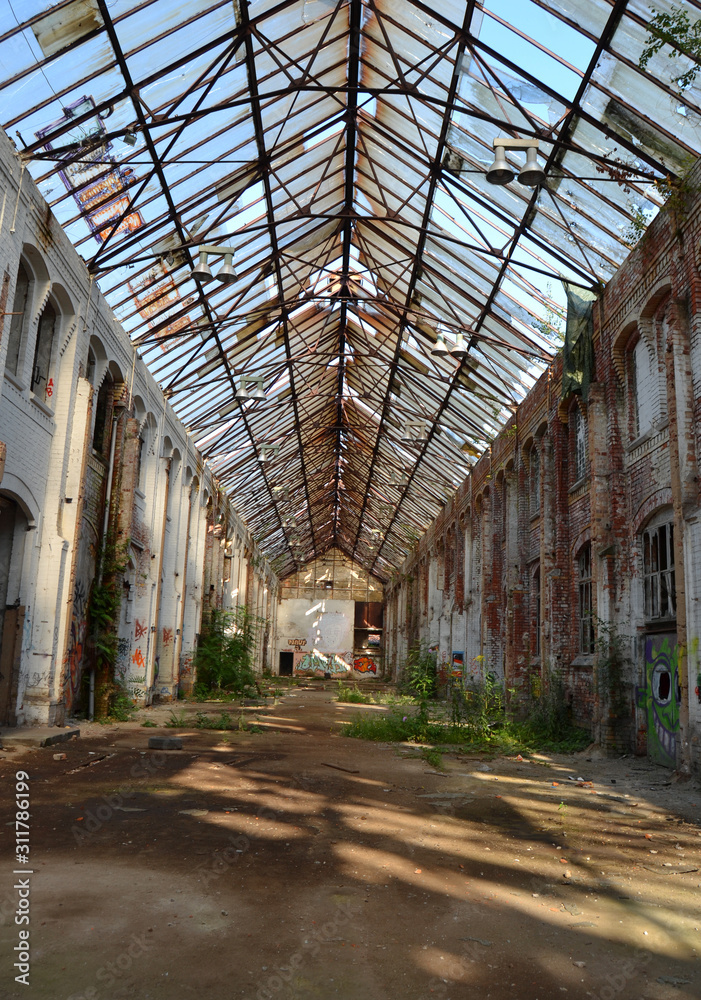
[0,495,28,725]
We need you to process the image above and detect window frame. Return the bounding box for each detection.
[642,517,676,623]
[577,543,594,654]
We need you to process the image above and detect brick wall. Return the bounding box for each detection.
[385,160,701,772]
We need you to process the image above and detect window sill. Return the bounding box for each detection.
[3,371,25,393]
[571,654,594,668]
[627,420,668,451]
[529,510,541,523]
[568,476,589,495]
[30,394,55,420]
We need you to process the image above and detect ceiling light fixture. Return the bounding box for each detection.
[486,138,544,187]
[191,244,239,284]
[236,376,266,402]
[449,332,469,360]
[401,419,429,445]
[431,328,449,357]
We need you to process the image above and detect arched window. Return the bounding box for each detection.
[530,445,540,514]
[577,543,594,654]
[92,375,112,456]
[572,405,588,482]
[532,563,541,657]
[31,300,57,401]
[5,262,31,377]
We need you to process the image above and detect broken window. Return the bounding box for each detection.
[643,519,676,621]
[573,406,588,482]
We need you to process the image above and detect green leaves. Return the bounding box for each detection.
[639,7,701,91]
[193,605,268,695]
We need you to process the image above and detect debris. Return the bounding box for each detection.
[66,754,114,773]
[516,755,524,762]
[657,977,691,986]
[460,937,492,947]
[573,961,586,968]
[53,753,67,760]
[414,869,422,874]
[322,762,360,774]
[178,809,209,817]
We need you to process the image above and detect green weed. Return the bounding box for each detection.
[165,709,188,728]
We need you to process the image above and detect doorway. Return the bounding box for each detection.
[641,632,680,767]
[0,497,27,725]
[279,651,293,676]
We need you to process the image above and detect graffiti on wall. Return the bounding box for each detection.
[115,637,130,682]
[134,619,148,639]
[293,651,351,676]
[353,655,377,675]
[635,633,680,767]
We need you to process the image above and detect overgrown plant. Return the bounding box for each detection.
[639,6,701,91]
[193,605,268,696]
[450,671,506,737]
[593,615,632,720]
[89,533,130,719]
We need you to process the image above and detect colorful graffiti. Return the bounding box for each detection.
[162,627,173,646]
[635,633,680,767]
[134,619,147,639]
[294,651,351,676]
[353,655,377,675]
[131,649,145,669]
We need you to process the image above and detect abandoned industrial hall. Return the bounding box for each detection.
[1,0,701,775]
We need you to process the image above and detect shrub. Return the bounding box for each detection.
[193,606,268,695]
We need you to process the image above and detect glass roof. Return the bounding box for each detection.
[2,0,699,579]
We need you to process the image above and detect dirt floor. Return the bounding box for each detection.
[1,686,701,1000]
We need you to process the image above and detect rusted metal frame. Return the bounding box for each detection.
[436,177,506,256]
[252,10,348,114]
[143,41,251,201]
[417,240,553,360]
[12,0,302,149]
[468,34,673,181]
[441,170,601,289]
[358,219,546,362]
[90,0,249,509]
[481,7,585,79]
[464,44,553,141]
[587,76,699,161]
[355,91,443,175]
[364,9,456,100]
[240,6,319,549]
[539,185,615,278]
[0,26,109,96]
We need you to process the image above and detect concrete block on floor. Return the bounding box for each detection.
[148,736,183,750]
